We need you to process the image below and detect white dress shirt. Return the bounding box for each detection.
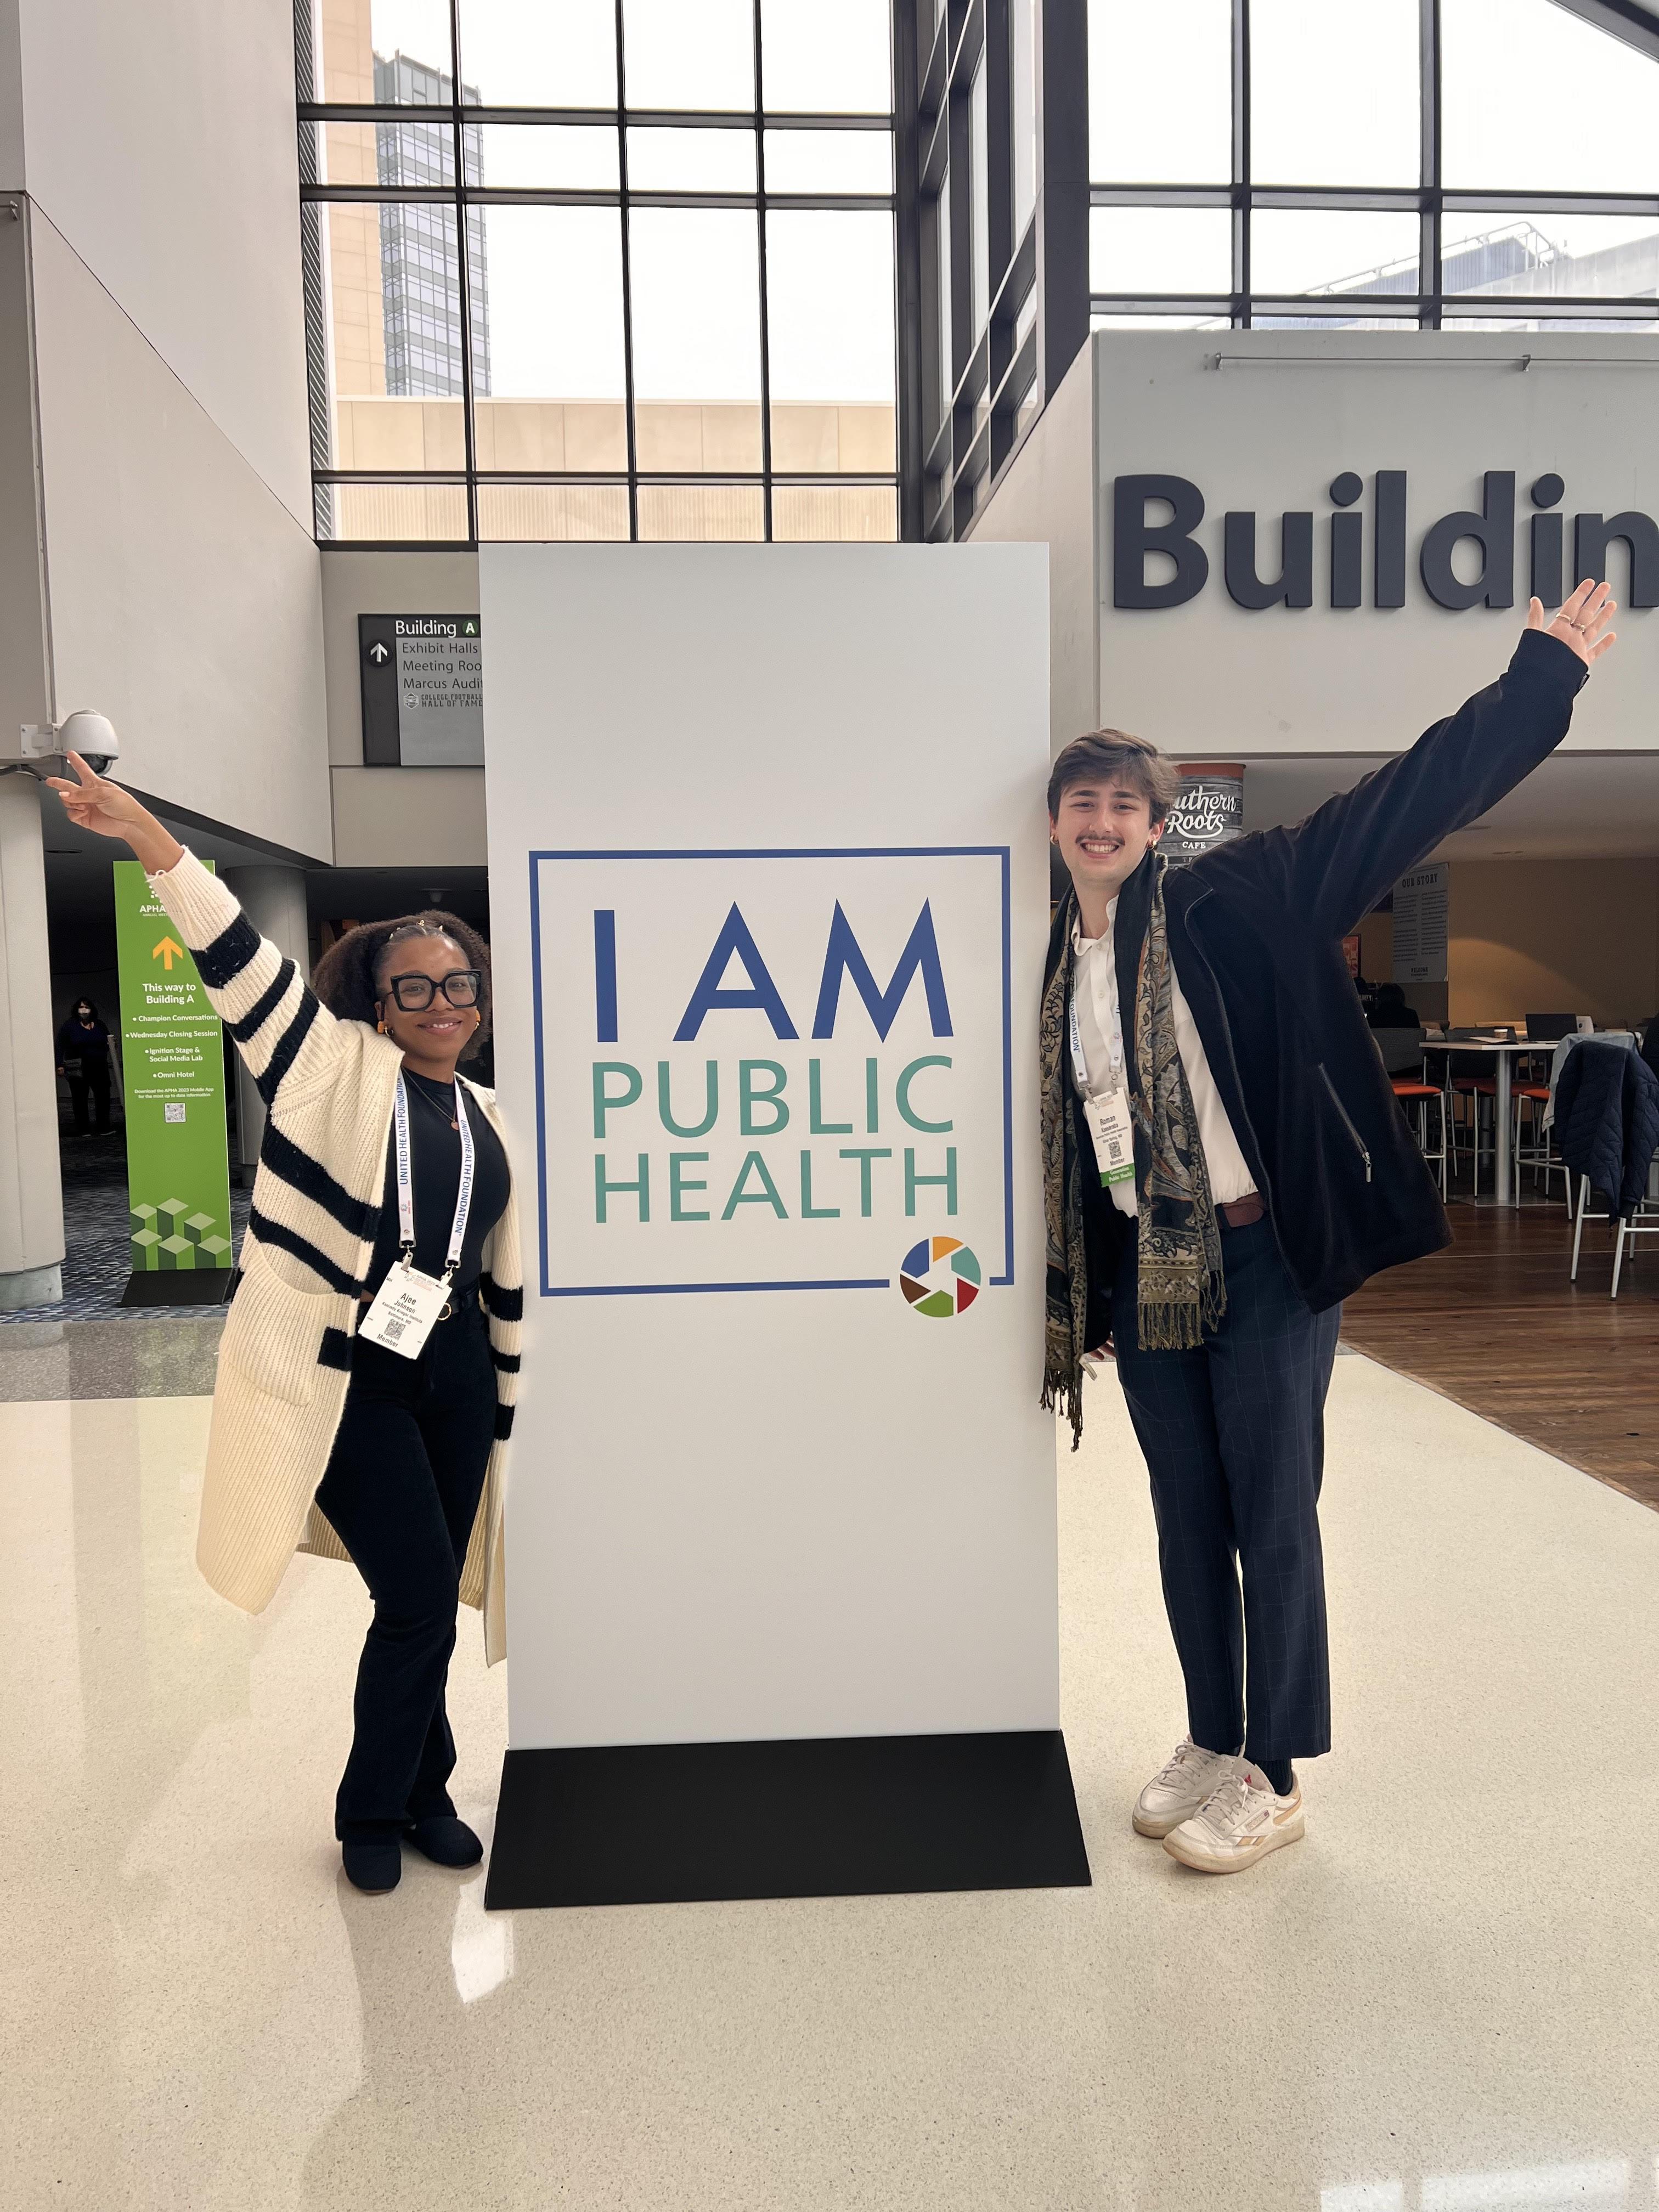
[1071,900,1257,1219]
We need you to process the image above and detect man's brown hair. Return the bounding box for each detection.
[1046,728,1182,826]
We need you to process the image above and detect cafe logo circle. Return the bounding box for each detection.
[899,1235,981,1318]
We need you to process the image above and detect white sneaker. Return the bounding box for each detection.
[1131,1737,1242,1838]
[1163,1760,1305,1874]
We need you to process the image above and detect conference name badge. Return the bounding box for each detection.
[359,1073,476,1358]
[359,1260,452,1358]
[1083,1090,1136,1188]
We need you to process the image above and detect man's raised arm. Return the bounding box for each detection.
[1211,580,1616,938]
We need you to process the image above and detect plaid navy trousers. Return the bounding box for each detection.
[1111,1214,1341,1762]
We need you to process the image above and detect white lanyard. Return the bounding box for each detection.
[393,1073,476,1281]
[1069,938,1125,1099]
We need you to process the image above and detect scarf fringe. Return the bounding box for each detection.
[1040,1357,1086,1452]
[1136,1272,1227,1352]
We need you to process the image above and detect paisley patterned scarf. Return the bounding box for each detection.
[1041,855,1226,1445]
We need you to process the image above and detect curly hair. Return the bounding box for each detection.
[312,911,493,1062]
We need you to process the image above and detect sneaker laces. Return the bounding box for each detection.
[1154,1739,1210,1787]
[1197,1769,1259,1831]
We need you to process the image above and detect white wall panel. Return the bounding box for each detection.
[1092,331,1658,759]
[30,210,329,859]
[16,0,311,524]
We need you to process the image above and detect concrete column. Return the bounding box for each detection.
[222,865,310,1180]
[0,772,64,1306]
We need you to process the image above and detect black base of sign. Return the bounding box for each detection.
[120,1268,234,1308]
[484,1728,1091,1910]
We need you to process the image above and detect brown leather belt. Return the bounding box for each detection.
[1218,1193,1266,1230]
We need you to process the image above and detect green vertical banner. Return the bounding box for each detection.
[114,860,234,1286]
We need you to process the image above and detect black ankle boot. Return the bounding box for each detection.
[403,1815,483,1868]
[342,1837,402,1893]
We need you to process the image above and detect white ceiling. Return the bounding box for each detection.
[1240,751,1659,859]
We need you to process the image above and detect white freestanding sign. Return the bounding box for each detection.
[482,545,1056,1784]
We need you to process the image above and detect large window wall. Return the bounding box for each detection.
[1087,0,1659,335]
[911,0,1659,541]
[297,0,899,546]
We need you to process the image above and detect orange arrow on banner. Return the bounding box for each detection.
[152,936,185,970]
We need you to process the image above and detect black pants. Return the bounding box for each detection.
[1111,1215,1341,1764]
[66,1065,110,1133]
[314,1295,495,1843]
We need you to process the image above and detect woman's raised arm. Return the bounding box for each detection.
[47,751,342,1105]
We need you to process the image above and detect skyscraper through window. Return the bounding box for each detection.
[373,52,491,400]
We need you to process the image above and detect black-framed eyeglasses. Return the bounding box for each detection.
[385,970,482,1012]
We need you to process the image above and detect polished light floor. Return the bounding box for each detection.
[5,1328,1659,2211]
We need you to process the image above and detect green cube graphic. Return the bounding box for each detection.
[131,1227,162,1270]
[157,1198,190,1239]
[130,1202,158,1237]
[157,1234,196,1271]
[195,1235,233,1266]
[183,1212,216,1245]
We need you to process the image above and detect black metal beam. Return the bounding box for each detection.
[1548,0,1659,60]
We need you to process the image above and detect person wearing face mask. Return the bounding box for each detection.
[1040,582,1616,1876]
[55,997,113,1135]
[47,752,523,1897]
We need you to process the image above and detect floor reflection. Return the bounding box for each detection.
[10,1353,1659,2210]
[1326,2159,1645,2210]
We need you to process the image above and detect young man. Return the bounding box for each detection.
[1041,582,1616,1875]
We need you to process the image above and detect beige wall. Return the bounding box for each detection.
[1357,908,1393,988]
[1449,859,1659,1029]
[1356,867,1659,1028]
[332,397,896,478]
[320,549,486,866]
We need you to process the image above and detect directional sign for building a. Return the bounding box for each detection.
[114,860,234,1302]
[359,613,483,767]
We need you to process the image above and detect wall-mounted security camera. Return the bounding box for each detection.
[15,708,121,775]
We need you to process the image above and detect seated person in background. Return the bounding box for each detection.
[1367,980,1421,1030]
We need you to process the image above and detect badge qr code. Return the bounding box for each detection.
[163,1102,186,1124]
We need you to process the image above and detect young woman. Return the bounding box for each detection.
[55,996,114,1135]
[49,752,523,1896]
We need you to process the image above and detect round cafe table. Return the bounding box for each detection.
[1419,1037,1536,1205]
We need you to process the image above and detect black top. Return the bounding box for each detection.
[364,1073,511,1292]
[57,1018,110,1067]
[1048,628,1587,1320]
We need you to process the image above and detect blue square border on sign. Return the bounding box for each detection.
[527,848,1015,1299]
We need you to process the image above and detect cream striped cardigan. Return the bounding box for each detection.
[149,851,522,1664]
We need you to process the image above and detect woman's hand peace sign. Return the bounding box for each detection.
[45,753,183,873]
[1528,577,1616,670]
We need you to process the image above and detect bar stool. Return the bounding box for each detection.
[1448,1075,1497,1193]
[1392,1076,1448,1197]
[1512,1080,1571,1210]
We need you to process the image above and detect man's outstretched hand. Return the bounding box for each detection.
[1529,577,1616,671]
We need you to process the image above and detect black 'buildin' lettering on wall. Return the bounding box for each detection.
[1111,473,1659,612]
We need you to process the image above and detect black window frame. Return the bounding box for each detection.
[296,0,904,552]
